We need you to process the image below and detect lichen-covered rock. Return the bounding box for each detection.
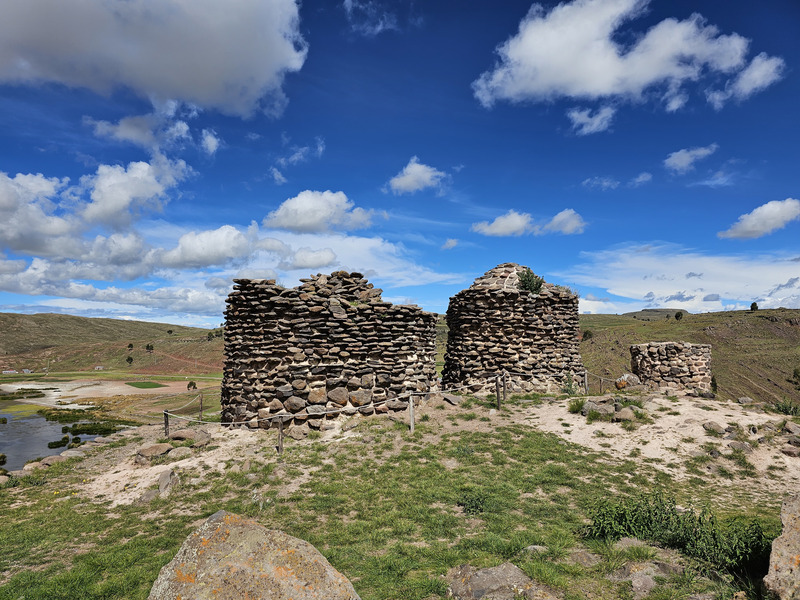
[764,495,800,600]
[446,562,558,599]
[148,511,360,600]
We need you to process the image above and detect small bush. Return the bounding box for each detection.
[711,375,718,393]
[582,329,593,341]
[458,490,490,515]
[568,398,586,414]
[773,398,800,416]
[518,268,544,294]
[584,491,773,579]
[675,311,683,321]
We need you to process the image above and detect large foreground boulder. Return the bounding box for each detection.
[148,510,360,600]
[764,494,800,600]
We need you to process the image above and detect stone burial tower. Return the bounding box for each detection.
[442,263,585,395]
[220,271,438,429]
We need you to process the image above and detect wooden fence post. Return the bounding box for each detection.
[502,371,508,404]
[583,372,589,394]
[409,396,415,434]
[277,419,284,455]
[198,393,204,423]
[495,375,502,410]
[163,411,169,437]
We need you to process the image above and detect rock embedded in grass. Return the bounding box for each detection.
[148,510,361,600]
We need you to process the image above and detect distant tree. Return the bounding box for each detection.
[207,332,214,341]
[167,329,173,335]
[675,311,683,321]
[126,356,133,366]
[127,343,133,351]
[750,302,758,312]
[145,343,154,353]
[187,380,197,391]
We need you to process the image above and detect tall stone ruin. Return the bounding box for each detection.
[442,263,585,395]
[221,272,438,428]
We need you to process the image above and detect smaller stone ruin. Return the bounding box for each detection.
[442,263,585,395]
[221,271,438,428]
[630,342,712,392]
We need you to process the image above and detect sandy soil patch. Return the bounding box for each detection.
[0,379,193,409]
[36,388,799,509]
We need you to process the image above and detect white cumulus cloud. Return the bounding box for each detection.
[718,198,800,240]
[386,156,447,195]
[582,176,620,190]
[0,0,307,117]
[471,210,533,236]
[629,172,653,187]
[441,238,459,250]
[81,156,190,228]
[201,129,221,156]
[664,143,718,174]
[473,0,782,114]
[541,209,587,235]
[279,247,337,270]
[264,190,373,233]
[567,105,616,135]
[161,225,252,268]
[708,52,785,109]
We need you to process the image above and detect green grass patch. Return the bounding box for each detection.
[124,381,167,389]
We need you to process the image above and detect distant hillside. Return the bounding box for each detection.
[0,313,222,376]
[3,309,799,403]
[579,308,800,403]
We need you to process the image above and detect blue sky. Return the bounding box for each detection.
[0,0,798,327]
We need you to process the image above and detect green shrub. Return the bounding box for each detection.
[750,302,758,311]
[675,311,683,320]
[584,491,773,578]
[518,268,544,294]
[458,490,490,515]
[568,398,586,414]
[711,375,718,393]
[582,329,593,341]
[773,398,800,416]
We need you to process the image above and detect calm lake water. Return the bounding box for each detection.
[0,402,100,471]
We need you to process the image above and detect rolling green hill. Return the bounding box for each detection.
[2,308,799,404]
[0,313,222,376]
[579,308,800,403]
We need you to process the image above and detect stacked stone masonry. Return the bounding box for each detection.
[630,342,712,392]
[221,272,438,428]
[442,263,585,395]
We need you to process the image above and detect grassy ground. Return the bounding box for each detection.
[0,394,782,600]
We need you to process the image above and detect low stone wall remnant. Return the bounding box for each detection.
[442,263,585,395]
[221,271,438,429]
[630,342,712,392]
